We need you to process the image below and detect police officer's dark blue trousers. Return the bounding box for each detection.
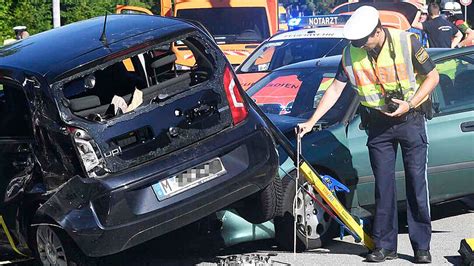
[367,111,431,252]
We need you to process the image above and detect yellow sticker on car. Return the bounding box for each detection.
[299,162,375,250]
[0,215,27,256]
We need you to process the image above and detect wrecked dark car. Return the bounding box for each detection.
[0,14,279,264]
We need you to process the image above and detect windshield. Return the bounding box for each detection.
[239,38,348,73]
[247,67,356,124]
[177,8,270,44]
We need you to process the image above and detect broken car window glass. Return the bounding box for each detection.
[0,82,32,137]
[61,36,214,121]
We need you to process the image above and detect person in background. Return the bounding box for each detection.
[442,1,474,47]
[412,2,462,48]
[13,26,29,40]
[408,5,429,47]
[2,26,29,45]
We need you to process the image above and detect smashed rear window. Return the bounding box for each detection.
[55,32,234,176]
[62,35,215,121]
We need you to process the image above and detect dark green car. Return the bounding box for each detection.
[244,46,474,250]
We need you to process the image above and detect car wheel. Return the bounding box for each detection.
[36,225,94,266]
[274,172,337,251]
[236,176,283,224]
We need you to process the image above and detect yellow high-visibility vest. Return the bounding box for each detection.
[342,29,424,110]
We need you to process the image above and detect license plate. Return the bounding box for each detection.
[152,158,226,201]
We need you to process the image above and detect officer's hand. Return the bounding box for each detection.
[382,98,410,117]
[296,121,315,138]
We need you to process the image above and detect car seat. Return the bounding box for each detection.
[453,70,474,102]
[438,73,455,104]
[93,63,143,104]
[149,52,178,84]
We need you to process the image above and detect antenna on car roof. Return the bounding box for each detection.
[99,12,108,46]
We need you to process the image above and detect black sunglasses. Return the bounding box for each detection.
[351,35,370,48]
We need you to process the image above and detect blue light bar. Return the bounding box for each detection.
[288,18,302,27]
[289,14,351,30]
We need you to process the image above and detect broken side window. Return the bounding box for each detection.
[61,34,215,121]
[0,81,32,138]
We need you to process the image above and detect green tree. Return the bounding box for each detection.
[61,0,153,25]
[10,0,52,35]
[0,0,13,43]
[61,0,114,25]
[312,0,350,15]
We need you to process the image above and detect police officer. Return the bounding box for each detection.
[13,26,29,40]
[298,6,439,263]
[4,26,29,45]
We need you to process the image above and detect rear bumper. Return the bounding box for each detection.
[37,126,278,257]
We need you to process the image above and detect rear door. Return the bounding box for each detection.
[427,52,474,202]
[0,79,34,256]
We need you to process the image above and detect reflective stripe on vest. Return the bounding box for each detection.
[342,29,422,110]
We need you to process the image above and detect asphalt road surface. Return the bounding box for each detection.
[7,199,473,265]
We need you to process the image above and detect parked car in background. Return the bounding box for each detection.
[246,47,474,250]
[235,26,348,91]
[0,14,281,264]
[235,4,419,93]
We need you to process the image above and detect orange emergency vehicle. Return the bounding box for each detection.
[116,0,279,67]
[278,4,288,31]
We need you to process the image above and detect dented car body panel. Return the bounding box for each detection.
[0,14,278,258]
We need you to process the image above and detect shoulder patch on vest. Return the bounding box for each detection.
[415,47,429,64]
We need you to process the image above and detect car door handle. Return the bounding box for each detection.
[461,121,474,132]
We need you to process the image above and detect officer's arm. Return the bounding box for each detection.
[304,79,347,126]
[451,30,463,48]
[410,68,439,109]
[411,39,439,108]
[297,79,347,136]
[411,10,424,30]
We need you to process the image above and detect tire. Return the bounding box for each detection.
[236,176,283,224]
[35,225,95,266]
[274,171,338,251]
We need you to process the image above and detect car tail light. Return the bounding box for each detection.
[68,127,107,178]
[223,65,248,125]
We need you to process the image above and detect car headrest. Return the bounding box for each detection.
[150,53,177,69]
[69,95,101,112]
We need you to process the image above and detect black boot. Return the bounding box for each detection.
[414,250,431,263]
[366,248,398,262]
